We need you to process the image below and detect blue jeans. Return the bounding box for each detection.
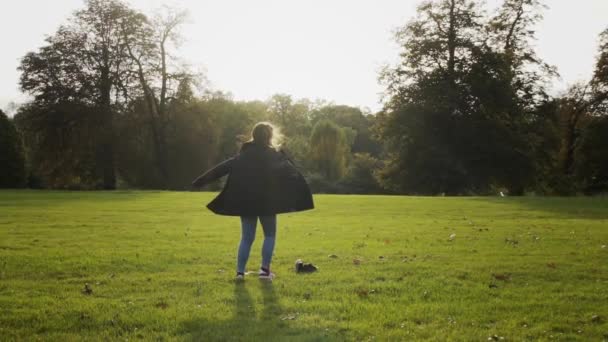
[237,215,276,273]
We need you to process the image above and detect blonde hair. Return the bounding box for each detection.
[250,122,283,148]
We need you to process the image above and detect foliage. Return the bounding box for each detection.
[592,28,608,103]
[573,116,608,194]
[13,103,102,189]
[309,120,351,181]
[18,0,143,189]
[8,1,608,195]
[339,153,385,194]
[543,28,608,195]
[267,95,313,137]
[310,105,382,156]
[0,110,26,188]
[378,0,556,195]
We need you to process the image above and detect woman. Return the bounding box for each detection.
[192,122,314,280]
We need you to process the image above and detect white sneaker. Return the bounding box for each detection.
[258,268,275,280]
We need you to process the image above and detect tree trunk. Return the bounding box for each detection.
[137,67,169,188]
[98,61,116,190]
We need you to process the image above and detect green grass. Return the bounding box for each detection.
[0,191,607,341]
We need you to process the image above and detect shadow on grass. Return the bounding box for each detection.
[471,196,608,220]
[179,281,328,341]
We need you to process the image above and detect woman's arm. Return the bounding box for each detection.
[191,157,235,188]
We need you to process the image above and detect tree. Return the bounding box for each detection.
[120,6,194,188]
[19,0,141,189]
[0,110,26,188]
[164,97,216,190]
[573,116,608,194]
[309,120,350,181]
[555,84,595,178]
[561,28,608,194]
[14,103,101,189]
[378,0,489,194]
[205,96,260,161]
[267,94,312,137]
[378,0,554,194]
[488,0,557,109]
[592,28,608,104]
[546,28,608,194]
[340,153,384,194]
[310,105,382,156]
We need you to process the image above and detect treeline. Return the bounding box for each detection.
[1,0,607,195]
[377,0,608,195]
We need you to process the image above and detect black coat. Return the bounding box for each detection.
[192,142,314,216]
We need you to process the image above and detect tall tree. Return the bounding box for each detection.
[120,6,192,187]
[555,84,594,178]
[378,0,555,194]
[19,0,139,189]
[565,27,608,194]
[378,0,488,194]
[550,28,608,192]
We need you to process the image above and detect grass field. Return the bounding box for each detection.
[0,191,607,341]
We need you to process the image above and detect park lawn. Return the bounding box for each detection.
[0,191,607,341]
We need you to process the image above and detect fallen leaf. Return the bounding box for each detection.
[328,254,338,259]
[546,262,556,269]
[281,313,298,320]
[82,283,93,295]
[356,288,369,297]
[155,302,169,310]
[353,258,362,265]
[492,273,511,281]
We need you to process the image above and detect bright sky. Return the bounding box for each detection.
[1,0,607,114]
